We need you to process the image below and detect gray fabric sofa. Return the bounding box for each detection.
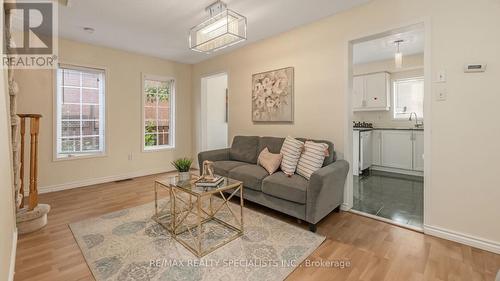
[198,136,349,232]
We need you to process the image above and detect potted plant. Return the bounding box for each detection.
[171,158,193,181]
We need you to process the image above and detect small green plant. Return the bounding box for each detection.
[171,158,193,172]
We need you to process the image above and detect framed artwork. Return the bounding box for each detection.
[252,67,294,122]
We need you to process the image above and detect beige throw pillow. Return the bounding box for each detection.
[258,147,282,175]
[280,136,304,176]
[296,141,329,180]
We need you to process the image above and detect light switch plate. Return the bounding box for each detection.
[436,70,446,83]
[436,88,447,101]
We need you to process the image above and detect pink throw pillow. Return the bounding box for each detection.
[257,147,283,175]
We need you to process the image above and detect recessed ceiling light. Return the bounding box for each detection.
[83,27,95,34]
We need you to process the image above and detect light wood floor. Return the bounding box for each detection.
[15,172,500,281]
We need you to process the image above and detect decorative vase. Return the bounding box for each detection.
[178,171,191,181]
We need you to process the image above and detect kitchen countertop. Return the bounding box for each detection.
[353,127,424,131]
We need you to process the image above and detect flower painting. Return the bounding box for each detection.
[252,67,294,122]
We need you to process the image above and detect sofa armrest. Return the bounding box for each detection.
[198,148,230,174]
[306,160,349,224]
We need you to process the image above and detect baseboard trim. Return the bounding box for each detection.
[9,228,17,281]
[341,202,352,211]
[371,166,424,177]
[37,167,175,194]
[424,224,500,254]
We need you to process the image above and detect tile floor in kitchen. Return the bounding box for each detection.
[353,170,423,228]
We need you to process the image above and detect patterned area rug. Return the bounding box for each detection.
[70,198,325,281]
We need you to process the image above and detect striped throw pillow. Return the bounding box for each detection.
[296,141,329,179]
[280,136,304,176]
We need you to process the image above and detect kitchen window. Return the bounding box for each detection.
[143,75,175,150]
[393,78,424,120]
[56,65,106,159]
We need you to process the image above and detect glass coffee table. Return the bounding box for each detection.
[152,175,244,257]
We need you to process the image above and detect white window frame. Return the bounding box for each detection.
[54,63,107,160]
[392,77,424,120]
[141,73,175,152]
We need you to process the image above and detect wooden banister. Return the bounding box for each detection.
[17,114,42,211]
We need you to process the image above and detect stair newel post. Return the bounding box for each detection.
[19,117,26,208]
[28,116,40,210]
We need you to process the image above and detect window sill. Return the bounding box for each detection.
[142,146,175,153]
[53,152,107,162]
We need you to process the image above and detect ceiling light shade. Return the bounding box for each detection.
[394,40,404,68]
[395,51,403,68]
[189,1,247,54]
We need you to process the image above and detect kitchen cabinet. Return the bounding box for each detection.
[352,72,390,111]
[360,131,372,171]
[413,131,424,171]
[381,130,413,170]
[371,130,382,165]
[352,130,372,176]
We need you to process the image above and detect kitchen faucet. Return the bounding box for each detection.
[409,112,424,128]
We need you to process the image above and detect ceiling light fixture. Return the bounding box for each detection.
[189,1,247,54]
[394,39,404,69]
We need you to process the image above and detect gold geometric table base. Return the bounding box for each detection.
[152,177,244,257]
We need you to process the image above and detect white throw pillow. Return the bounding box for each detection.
[296,141,329,180]
[280,136,304,176]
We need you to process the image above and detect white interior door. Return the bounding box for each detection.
[201,73,228,151]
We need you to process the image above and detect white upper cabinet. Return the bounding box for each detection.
[352,72,390,111]
[381,130,413,170]
[413,131,424,171]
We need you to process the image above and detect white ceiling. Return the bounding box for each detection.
[58,0,370,64]
[353,28,425,65]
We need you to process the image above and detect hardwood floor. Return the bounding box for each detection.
[15,172,500,281]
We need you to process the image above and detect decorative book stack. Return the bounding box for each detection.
[195,176,224,187]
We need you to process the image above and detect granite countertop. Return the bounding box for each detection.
[354,127,424,131]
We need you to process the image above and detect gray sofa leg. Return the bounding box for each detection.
[308,223,317,233]
[334,206,341,213]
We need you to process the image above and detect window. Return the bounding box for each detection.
[56,65,105,159]
[143,75,175,150]
[393,78,424,119]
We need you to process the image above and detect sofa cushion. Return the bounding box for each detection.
[213,161,247,177]
[262,172,308,204]
[297,138,335,166]
[228,164,269,191]
[258,136,285,154]
[230,136,259,164]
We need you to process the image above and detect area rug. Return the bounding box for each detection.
[69,198,325,281]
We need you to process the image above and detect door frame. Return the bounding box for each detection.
[343,18,432,230]
[200,71,229,153]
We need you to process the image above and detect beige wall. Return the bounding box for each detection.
[1,52,16,281]
[192,0,500,245]
[353,54,424,128]
[16,38,193,190]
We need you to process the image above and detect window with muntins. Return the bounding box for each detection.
[143,76,175,150]
[56,65,105,159]
[393,78,424,120]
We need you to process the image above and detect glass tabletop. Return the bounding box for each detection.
[155,175,242,196]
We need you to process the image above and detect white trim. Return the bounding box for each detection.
[141,73,176,152]
[9,228,17,281]
[344,18,431,228]
[53,61,109,162]
[370,165,424,177]
[350,209,423,232]
[424,224,500,254]
[36,167,174,194]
